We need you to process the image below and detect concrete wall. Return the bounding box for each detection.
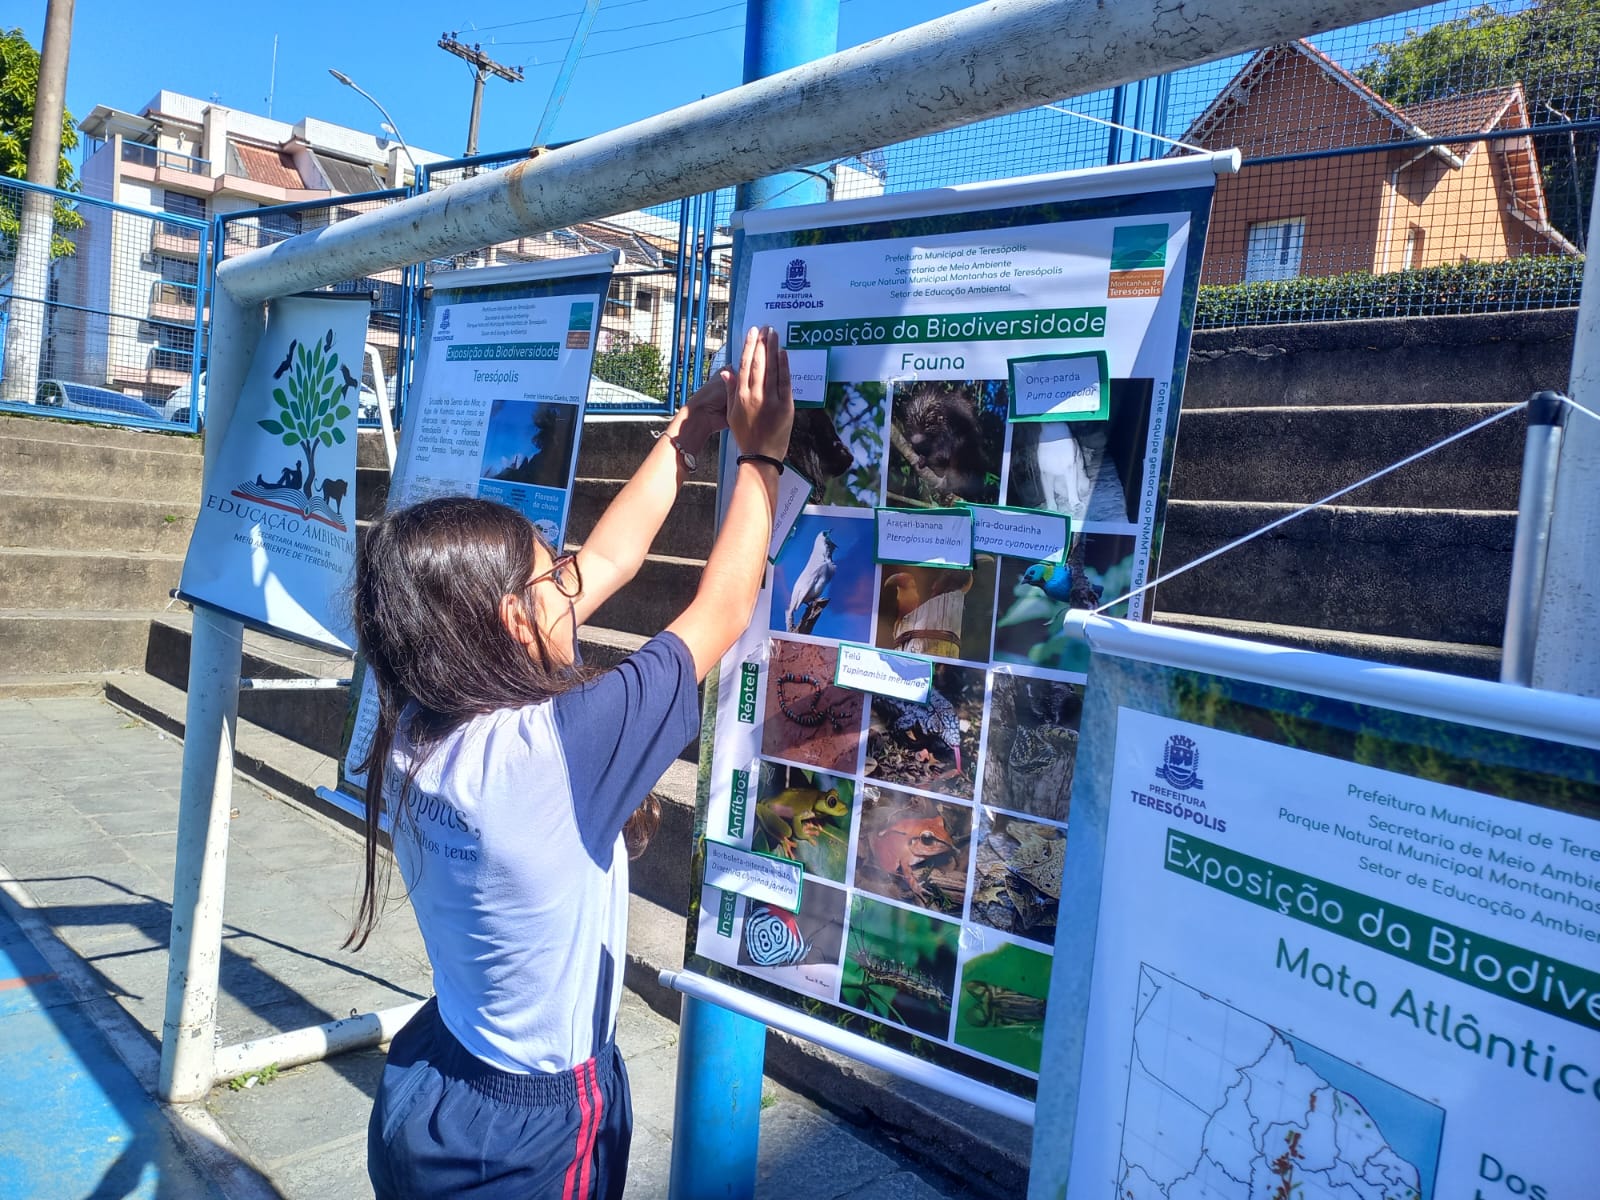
[1183,308,1576,410]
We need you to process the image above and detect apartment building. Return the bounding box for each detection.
[50,91,446,401]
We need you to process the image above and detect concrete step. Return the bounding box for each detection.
[1151,611,1501,679]
[0,431,204,504]
[1156,500,1513,646]
[0,412,202,453]
[100,674,1028,1198]
[0,490,198,553]
[356,430,391,469]
[0,547,185,611]
[144,614,355,759]
[1168,403,1523,510]
[0,671,124,699]
[1184,309,1574,410]
[566,478,717,561]
[0,610,161,674]
[585,552,705,638]
[576,416,672,479]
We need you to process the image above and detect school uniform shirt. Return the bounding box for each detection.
[385,631,698,1075]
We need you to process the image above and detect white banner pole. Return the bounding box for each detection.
[1532,160,1600,698]
[159,288,263,1103]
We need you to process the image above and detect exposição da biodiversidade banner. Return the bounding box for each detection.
[1029,614,1600,1200]
[335,255,617,804]
[681,153,1238,1111]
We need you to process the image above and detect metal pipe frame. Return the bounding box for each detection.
[164,0,1435,1106]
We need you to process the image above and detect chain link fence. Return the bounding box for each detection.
[858,0,1595,328]
[1,175,207,430]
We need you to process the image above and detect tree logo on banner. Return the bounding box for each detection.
[1155,734,1204,791]
[230,330,352,531]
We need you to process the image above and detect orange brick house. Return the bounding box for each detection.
[1181,40,1578,286]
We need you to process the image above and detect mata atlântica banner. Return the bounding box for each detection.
[179,293,371,651]
[1030,614,1600,1200]
[335,254,618,802]
[682,153,1236,1113]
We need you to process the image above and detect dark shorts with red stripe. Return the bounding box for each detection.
[369,999,632,1200]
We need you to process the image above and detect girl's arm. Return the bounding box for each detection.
[568,373,730,628]
[668,327,794,680]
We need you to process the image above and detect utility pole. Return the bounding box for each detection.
[2,0,75,403]
[437,33,523,158]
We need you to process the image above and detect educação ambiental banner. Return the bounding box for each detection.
[178,293,372,652]
[682,152,1238,1113]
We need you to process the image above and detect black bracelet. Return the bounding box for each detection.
[736,453,785,474]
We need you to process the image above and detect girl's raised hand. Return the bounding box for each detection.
[729,325,794,461]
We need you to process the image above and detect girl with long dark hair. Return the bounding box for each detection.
[352,327,793,1199]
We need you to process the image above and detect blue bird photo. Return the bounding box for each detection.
[787,529,838,632]
[1019,559,1102,609]
[769,514,875,644]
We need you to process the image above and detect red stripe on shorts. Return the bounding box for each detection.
[579,1057,603,1199]
[563,1060,595,1200]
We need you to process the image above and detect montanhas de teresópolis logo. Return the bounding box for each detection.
[231,329,353,531]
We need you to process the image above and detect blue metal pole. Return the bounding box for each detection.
[668,2,837,1197]
[1106,83,1127,165]
[735,0,841,213]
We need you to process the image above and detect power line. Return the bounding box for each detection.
[524,20,744,65]
[498,1,745,47]
[472,0,654,32]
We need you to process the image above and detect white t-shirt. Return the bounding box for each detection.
[386,632,698,1073]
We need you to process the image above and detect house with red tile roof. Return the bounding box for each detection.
[1180,40,1578,287]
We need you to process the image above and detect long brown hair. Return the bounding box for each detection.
[345,495,659,949]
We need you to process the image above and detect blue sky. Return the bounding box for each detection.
[8,0,975,162]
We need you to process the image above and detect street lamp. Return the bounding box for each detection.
[328,68,419,183]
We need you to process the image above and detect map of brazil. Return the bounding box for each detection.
[1117,966,1442,1200]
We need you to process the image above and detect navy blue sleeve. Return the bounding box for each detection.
[552,630,700,862]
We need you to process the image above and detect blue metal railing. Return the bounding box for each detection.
[0,174,207,434]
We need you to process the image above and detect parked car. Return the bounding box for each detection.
[162,373,204,426]
[35,379,165,422]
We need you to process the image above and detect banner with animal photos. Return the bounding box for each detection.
[333,255,617,802]
[684,154,1235,1110]
[178,293,372,651]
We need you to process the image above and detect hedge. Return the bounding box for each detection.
[1195,255,1585,328]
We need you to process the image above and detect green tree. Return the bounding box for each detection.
[0,26,83,258]
[592,334,668,400]
[1357,0,1598,247]
[259,334,350,500]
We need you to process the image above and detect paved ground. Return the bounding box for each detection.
[0,695,987,1199]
